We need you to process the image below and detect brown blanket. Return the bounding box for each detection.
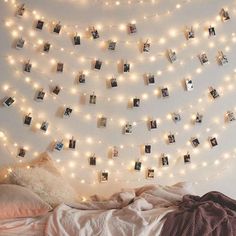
[161,191,236,236]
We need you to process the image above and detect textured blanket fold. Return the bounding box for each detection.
[161,191,236,236]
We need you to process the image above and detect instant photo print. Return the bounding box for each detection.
[78,73,86,83]
[110,78,118,88]
[220,8,230,21]
[73,34,81,45]
[161,87,169,98]
[43,42,51,53]
[168,49,177,63]
[123,63,130,72]
[16,4,25,17]
[147,169,154,179]
[18,148,26,158]
[69,137,76,149]
[24,113,32,125]
[36,90,45,101]
[57,62,64,72]
[191,137,200,148]
[209,137,218,147]
[16,38,25,49]
[147,74,155,84]
[133,98,140,107]
[172,112,181,123]
[24,61,32,73]
[54,140,64,151]
[63,107,73,118]
[226,111,235,122]
[99,117,107,128]
[218,51,228,65]
[112,146,119,158]
[128,23,137,34]
[134,161,142,171]
[184,153,191,164]
[150,119,157,129]
[40,121,49,132]
[36,20,44,30]
[208,26,216,37]
[185,79,193,91]
[199,53,208,65]
[91,27,99,39]
[53,22,62,34]
[187,26,194,39]
[144,144,151,154]
[3,97,15,107]
[89,155,96,166]
[89,94,97,104]
[100,171,109,183]
[161,155,169,167]
[195,113,203,124]
[52,86,61,95]
[143,40,150,52]
[168,134,175,144]
[108,41,116,50]
[209,87,220,99]
[124,123,132,134]
[94,60,102,70]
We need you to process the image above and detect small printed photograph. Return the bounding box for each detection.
[24,61,32,73]
[147,74,155,84]
[191,137,200,148]
[123,63,130,72]
[172,112,181,123]
[150,119,157,129]
[110,78,118,88]
[89,94,97,104]
[91,28,99,39]
[143,41,150,52]
[69,138,76,149]
[16,4,25,17]
[16,38,25,49]
[54,140,64,151]
[78,73,86,83]
[36,90,45,101]
[108,41,116,50]
[63,107,73,118]
[195,113,203,123]
[162,155,169,167]
[147,168,154,179]
[89,155,96,165]
[112,146,119,158]
[24,114,32,125]
[3,97,15,107]
[36,20,44,30]
[208,26,216,37]
[57,62,64,72]
[209,87,220,99]
[185,79,193,91]
[73,35,81,45]
[43,42,51,53]
[133,98,140,107]
[128,23,137,34]
[184,153,191,164]
[134,161,142,171]
[144,144,151,154]
[18,148,26,157]
[187,26,194,39]
[99,117,107,128]
[100,171,108,182]
[168,134,175,144]
[161,87,169,98]
[199,53,208,65]
[168,49,177,63]
[226,111,235,122]
[220,8,230,21]
[124,123,132,134]
[94,60,102,70]
[40,121,49,132]
[218,51,228,65]
[52,86,61,95]
[209,137,218,147]
[53,22,62,34]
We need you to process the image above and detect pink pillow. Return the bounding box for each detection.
[0,184,52,219]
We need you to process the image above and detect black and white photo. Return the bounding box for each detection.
[147,74,155,84]
[172,112,181,123]
[40,121,49,132]
[18,148,26,157]
[208,26,216,36]
[36,20,44,30]
[16,38,25,49]
[150,119,157,129]
[57,62,64,72]
[185,79,193,91]
[91,27,99,39]
[161,87,169,98]
[195,113,203,123]
[78,73,86,83]
[133,98,140,107]
[184,153,191,164]
[24,113,32,125]
[123,63,130,72]
[100,171,108,182]
[124,123,132,134]
[168,49,177,63]
[161,155,169,167]
[112,146,119,158]
[3,97,15,107]
[52,86,61,95]
[89,94,97,104]
[168,133,175,144]
[110,78,118,87]
[199,53,208,65]
[220,8,230,21]
[147,168,154,179]
[209,87,220,99]
[94,60,102,70]
[36,89,45,101]
[43,42,51,53]
[218,51,228,65]
[128,23,137,34]
[24,61,32,73]
[226,111,235,122]
[187,26,194,39]
[63,107,73,118]
[53,22,62,34]
[143,40,150,52]
[99,117,107,128]
[134,161,142,171]
[69,137,76,149]
[209,137,218,147]
[108,41,116,50]
[144,144,151,154]
[191,137,200,148]
[89,155,96,165]
[16,4,25,17]
[73,34,81,45]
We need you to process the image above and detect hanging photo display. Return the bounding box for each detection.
[3,97,15,107]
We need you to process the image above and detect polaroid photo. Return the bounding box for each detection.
[124,123,132,134]
[143,40,150,52]
[24,114,32,125]
[187,26,194,39]
[54,140,64,151]
[36,90,45,101]
[89,94,97,104]
[218,51,228,65]
[168,134,175,144]
[133,98,140,107]
[52,86,61,95]
[208,26,216,37]
[226,111,235,122]
[168,49,177,63]
[94,60,102,70]
[57,62,64,72]
[144,144,151,154]
[185,79,193,91]
[123,63,130,72]
[99,117,107,128]
[43,42,51,53]
[191,137,200,148]
[16,38,25,49]
[150,119,157,129]
[40,121,49,132]
[89,155,96,166]
[161,87,169,98]
[161,155,169,167]
[195,113,203,124]
[184,153,191,164]
[16,4,25,17]
[220,8,230,21]
[69,137,76,149]
[91,28,99,39]
[128,23,137,34]
[147,168,154,179]
[147,74,155,84]
[78,73,86,83]
[63,107,73,118]
[209,137,218,147]
[18,148,26,157]
[112,146,119,158]
[24,61,32,73]
[199,53,208,65]
[53,22,62,34]
[172,112,181,123]
[3,97,15,107]
[108,41,116,50]
[209,87,220,99]
[110,78,118,88]
[134,161,142,171]
[73,35,81,45]
[100,171,108,183]
[36,20,44,30]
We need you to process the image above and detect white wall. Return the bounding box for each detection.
[0,0,236,198]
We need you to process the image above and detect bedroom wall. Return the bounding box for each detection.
[0,0,236,198]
